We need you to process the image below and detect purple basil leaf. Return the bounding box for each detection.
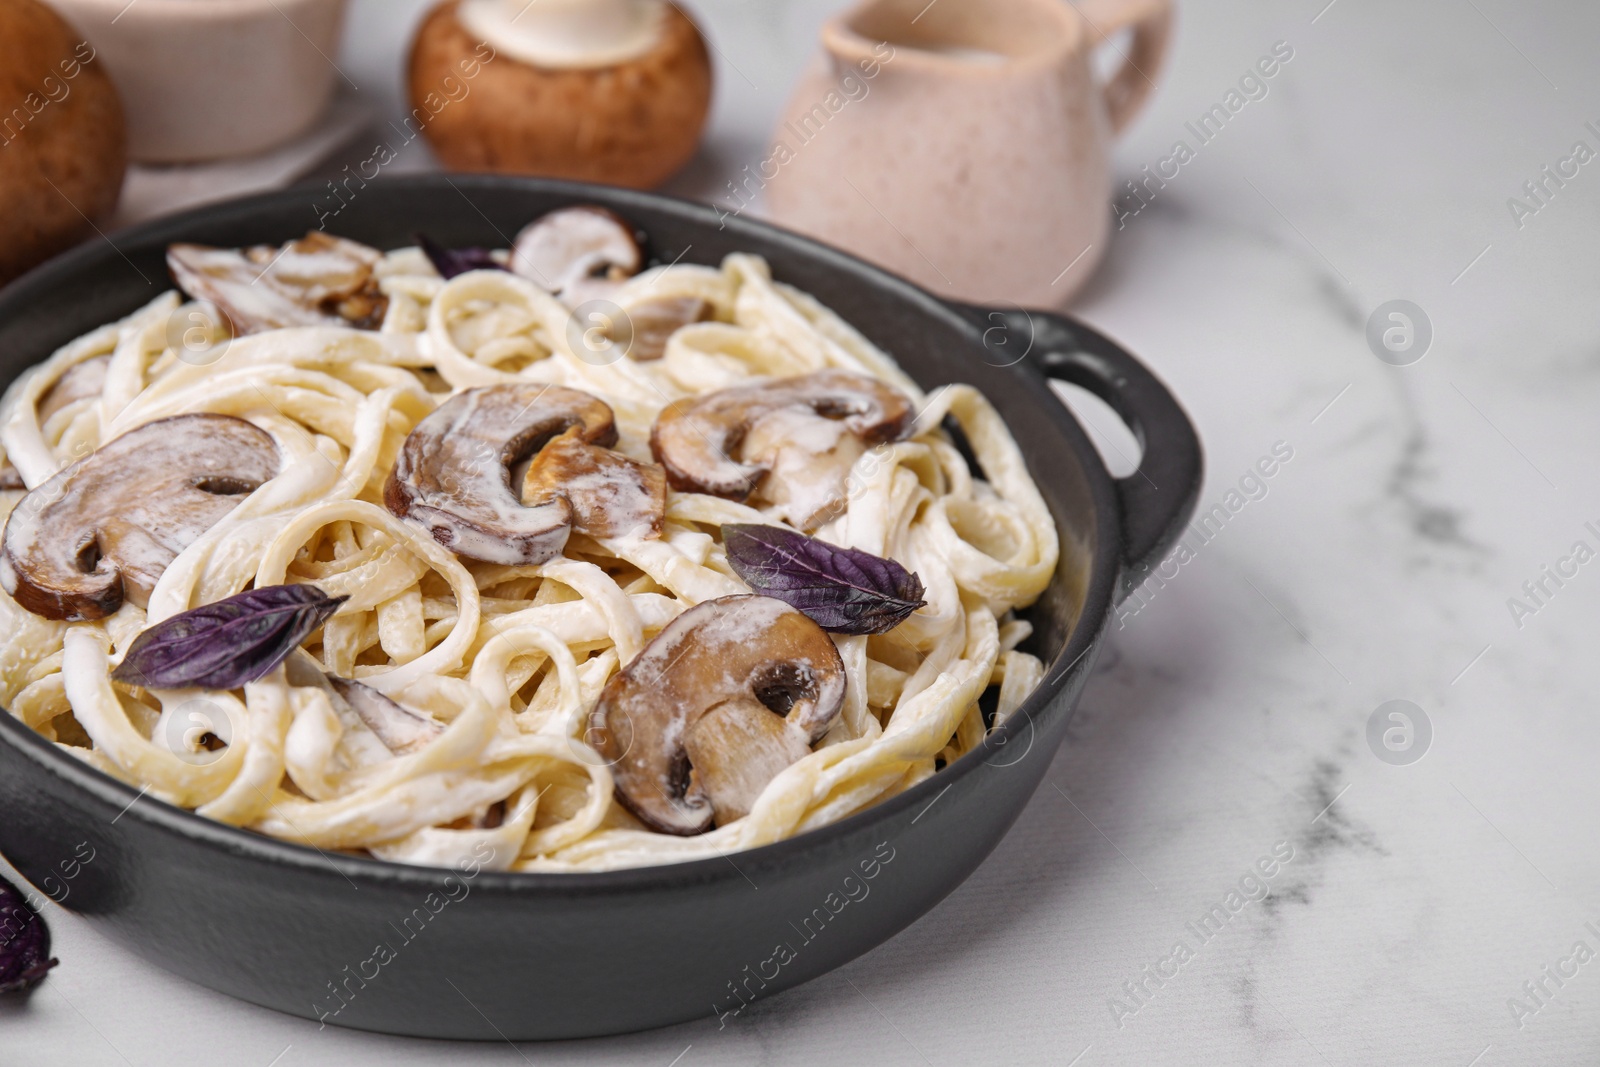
[0,875,57,994]
[722,524,925,635]
[111,584,347,690]
[416,233,508,280]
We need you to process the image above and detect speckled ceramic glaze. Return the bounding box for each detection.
[764,0,1173,307]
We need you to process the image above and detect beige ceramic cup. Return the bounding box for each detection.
[50,0,351,163]
[763,0,1173,307]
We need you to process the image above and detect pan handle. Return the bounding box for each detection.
[955,305,1203,598]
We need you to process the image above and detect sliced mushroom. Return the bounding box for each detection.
[617,296,711,361]
[681,697,813,825]
[650,369,915,530]
[520,427,667,541]
[328,676,444,757]
[37,354,110,424]
[167,231,389,335]
[509,206,642,306]
[588,594,845,834]
[507,206,712,357]
[0,357,113,494]
[386,383,660,564]
[0,414,279,621]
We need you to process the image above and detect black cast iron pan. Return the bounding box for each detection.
[0,176,1201,1039]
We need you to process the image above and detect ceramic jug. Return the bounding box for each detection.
[762,0,1172,306]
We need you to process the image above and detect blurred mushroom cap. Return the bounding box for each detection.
[407,0,712,190]
[0,0,128,285]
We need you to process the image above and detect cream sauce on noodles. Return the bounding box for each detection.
[0,248,1058,871]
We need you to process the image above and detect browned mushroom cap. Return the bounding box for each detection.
[521,428,667,541]
[167,231,388,335]
[507,206,713,357]
[617,296,712,361]
[0,414,279,621]
[509,206,642,305]
[650,369,915,529]
[588,594,846,835]
[385,383,636,565]
[37,354,110,424]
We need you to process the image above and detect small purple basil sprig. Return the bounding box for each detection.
[721,524,926,636]
[416,233,509,280]
[111,584,347,691]
[0,875,57,994]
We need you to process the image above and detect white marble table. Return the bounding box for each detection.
[6,1,1600,1064]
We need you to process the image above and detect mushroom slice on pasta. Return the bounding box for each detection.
[508,206,710,357]
[0,414,279,621]
[385,383,666,565]
[36,355,110,424]
[509,205,642,307]
[329,676,444,757]
[650,369,914,530]
[588,594,846,835]
[167,231,389,334]
[520,427,666,541]
[616,297,712,362]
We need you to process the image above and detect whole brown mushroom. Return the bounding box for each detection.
[0,0,128,285]
[407,0,712,189]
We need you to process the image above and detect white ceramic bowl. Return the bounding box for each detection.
[50,0,350,163]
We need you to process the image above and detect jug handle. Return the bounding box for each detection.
[1072,0,1175,135]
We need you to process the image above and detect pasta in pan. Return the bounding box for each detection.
[0,210,1058,872]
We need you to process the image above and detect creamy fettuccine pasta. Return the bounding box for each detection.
[0,216,1058,872]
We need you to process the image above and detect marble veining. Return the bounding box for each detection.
[6,1,1600,1065]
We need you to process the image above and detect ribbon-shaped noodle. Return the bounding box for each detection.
[0,248,1060,871]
